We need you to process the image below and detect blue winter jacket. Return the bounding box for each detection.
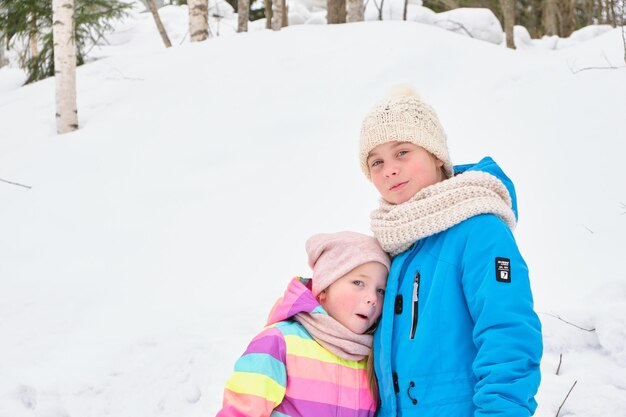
[373,157,542,417]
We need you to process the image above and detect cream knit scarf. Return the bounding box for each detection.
[294,312,371,362]
[371,171,517,256]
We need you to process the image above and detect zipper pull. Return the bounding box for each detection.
[409,272,420,339]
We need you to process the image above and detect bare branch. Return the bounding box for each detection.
[436,19,475,38]
[570,64,626,74]
[103,63,143,81]
[556,353,562,375]
[601,51,615,67]
[540,312,596,332]
[0,177,32,189]
[555,380,577,417]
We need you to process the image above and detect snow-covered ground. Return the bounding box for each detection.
[1,2,625,416]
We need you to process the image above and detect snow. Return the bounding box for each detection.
[433,7,504,45]
[1,2,626,417]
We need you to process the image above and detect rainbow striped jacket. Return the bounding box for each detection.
[216,277,377,417]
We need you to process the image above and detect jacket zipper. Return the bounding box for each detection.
[409,272,420,339]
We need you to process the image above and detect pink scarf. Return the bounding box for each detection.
[294,312,372,361]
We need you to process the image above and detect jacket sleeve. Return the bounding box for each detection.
[216,326,288,417]
[460,215,543,417]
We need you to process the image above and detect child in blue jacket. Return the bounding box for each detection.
[359,87,542,417]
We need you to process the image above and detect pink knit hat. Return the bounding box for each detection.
[305,231,391,297]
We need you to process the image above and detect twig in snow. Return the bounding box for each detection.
[556,353,563,375]
[555,380,577,417]
[436,19,475,38]
[541,312,596,332]
[569,64,626,74]
[572,65,626,74]
[0,177,32,189]
[583,225,594,234]
[104,63,143,81]
[567,55,626,74]
[601,51,615,67]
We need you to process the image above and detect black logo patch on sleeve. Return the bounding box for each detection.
[495,257,511,283]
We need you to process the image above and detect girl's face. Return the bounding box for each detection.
[317,262,388,335]
[367,141,445,205]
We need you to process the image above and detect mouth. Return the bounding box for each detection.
[356,313,369,320]
[389,181,408,191]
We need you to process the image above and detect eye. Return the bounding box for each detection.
[370,159,382,168]
[397,150,408,157]
[377,288,386,295]
[352,280,364,287]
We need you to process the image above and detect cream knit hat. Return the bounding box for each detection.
[359,86,454,179]
[305,231,390,297]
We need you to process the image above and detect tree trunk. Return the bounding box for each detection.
[596,0,604,24]
[52,0,78,134]
[265,0,272,29]
[146,0,172,47]
[188,0,209,41]
[558,0,576,36]
[347,0,364,22]
[238,0,249,32]
[378,0,384,20]
[607,0,616,26]
[281,0,288,27]
[0,32,8,68]
[30,14,39,58]
[543,0,558,36]
[582,0,594,27]
[499,0,515,49]
[327,0,347,24]
[271,0,283,30]
[403,0,409,20]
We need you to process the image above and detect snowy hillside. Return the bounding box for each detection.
[1,3,626,417]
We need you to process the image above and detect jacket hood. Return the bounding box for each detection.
[266,277,327,326]
[453,156,518,221]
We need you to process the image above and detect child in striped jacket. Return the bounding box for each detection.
[216,231,390,417]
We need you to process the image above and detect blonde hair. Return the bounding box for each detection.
[364,323,380,404]
[366,353,379,405]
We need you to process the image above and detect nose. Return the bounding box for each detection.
[383,163,399,178]
[365,292,377,307]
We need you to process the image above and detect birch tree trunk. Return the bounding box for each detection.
[499,0,515,49]
[188,0,209,41]
[0,32,8,68]
[238,0,249,32]
[327,0,347,24]
[347,0,364,22]
[271,0,283,30]
[30,14,39,58]
[265,0,273,29]
[146,0,172,47]
[52,0,78,134]
[542,0,558,35]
